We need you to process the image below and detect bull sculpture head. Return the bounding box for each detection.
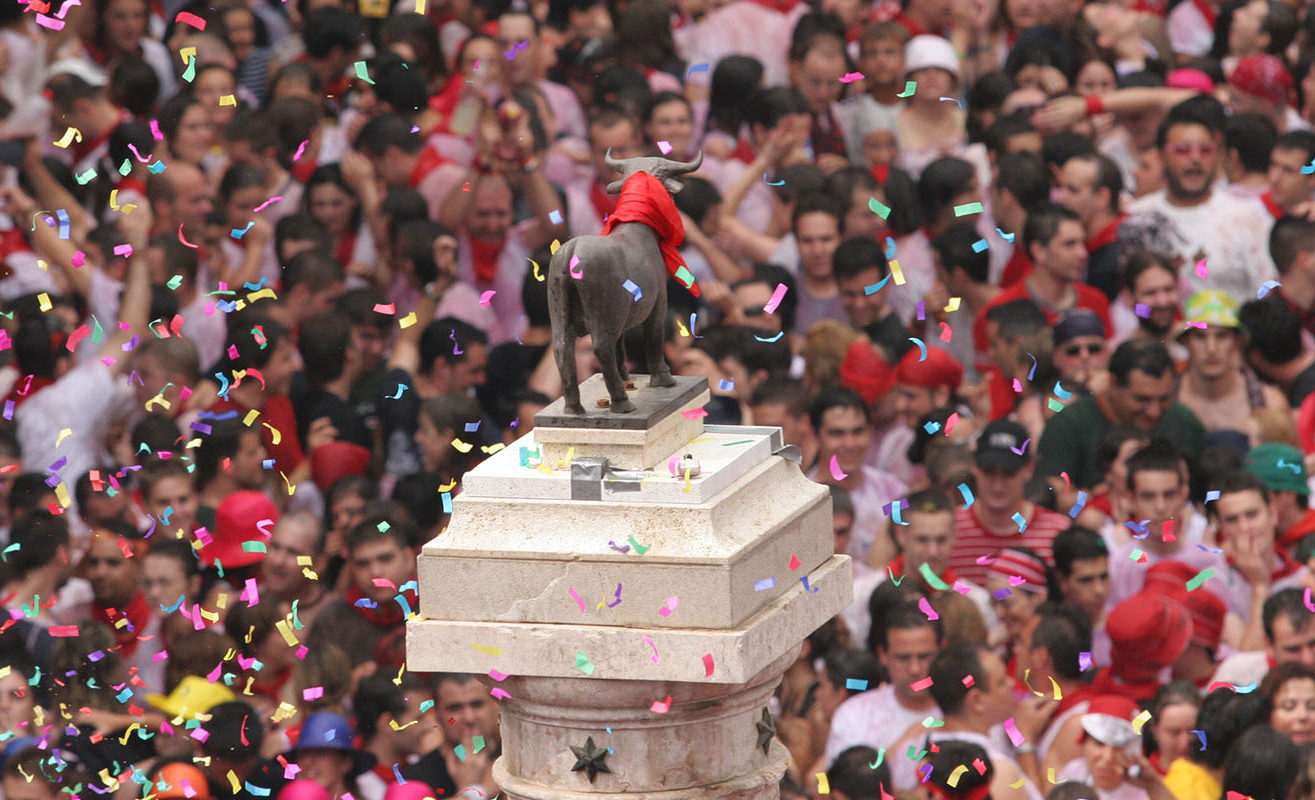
[604,149,704,195]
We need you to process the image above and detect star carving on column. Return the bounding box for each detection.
[755,707,776,755]
[570,736,611,783]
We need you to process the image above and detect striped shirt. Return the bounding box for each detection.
[949,504,1072,585]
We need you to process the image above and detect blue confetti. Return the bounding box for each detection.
[1053,382,1072,400]
[718,378,735,391]
[685,62,710,77]
[753,331,785,342]
[971,239,988,253]
[800,575,818,593]
[996,227,1015,242]
[1068,490,1088,518]
[1191,730,1206,750]
[908,337,928,361]
[885,236,897,259]
[846,678,870,691]
[958,482,974,508]
[754,577,776,591]
[441,492,453,514]
[1258,280,1282,299]
[1205,490,1221,502]
[864,275,890,295]
[548,209,563,225]
[923,421,942,434]
[1012,512,1027,531]
[623,279,643,301]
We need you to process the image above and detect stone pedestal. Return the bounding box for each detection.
[407,378,851,798]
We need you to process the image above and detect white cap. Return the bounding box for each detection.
[903,35,961,83]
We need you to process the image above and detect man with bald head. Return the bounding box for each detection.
[257,512,331,628]
[146,162,215,242]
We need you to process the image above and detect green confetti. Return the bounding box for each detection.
[453,744,466,762]
[1047,397,1064,413]
[868,197,892,219]
[291,599,304,630]
[1129,548,1144,561]
[953,202,985,217]
[354,61,375,84]
[575,651,596,675]
[628,536,650,555]
[1186,567,1215,591]
[918,562,949,591]
[166,275,183,290]
[921,716,945,728]
[241,541,267,553]
[473,735,486,753]
[896,80,917,97]
[1,543,19,561]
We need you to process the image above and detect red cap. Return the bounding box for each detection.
[1107,591,1193,679]
[311,441,372,490]
[1143,560,1225,652]
[202,490,279,568]
[840,340,895,405]
[895,345,964,393]
[1229,55,1293,104]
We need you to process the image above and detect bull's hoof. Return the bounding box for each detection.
[610,398,636,413]
[649,372,676,388]
[565,401,586,414]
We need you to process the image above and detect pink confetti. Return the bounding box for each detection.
[650,694,672,713]
[917,596,939,620]
[478,290,496,306]
[253,196,284,213]
[641,636,659,663]
[681,407,708,419]
[372,577,397,590]
[569,587,586,613]
[910,676,934,691]
[242,577,259,606]
[828,454,848,481]
[70,250,85,267]
[372,303,396,314]
[302,686,324,701]
[938,321,952,342]
[34,14,64,29]
[702,654,715,676]
[656,141,673,154]
[113,244,132,257]
[488,669,508,681]
[174,10,206,27]
[839,71,864,83]
[788,552,801,571]
[1012,379,1023,392]
[657,596,679,616]
[569,254,583,279]
[1004,717,1025,747]
[149,120,163,140]
[292,140,308,161]
[944,412,960,433]
[490,687,512,700]
[1195,259,1208,278]
[763,283,788,314]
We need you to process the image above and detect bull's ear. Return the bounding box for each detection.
[664,178,684,193]
[606,180,625,194]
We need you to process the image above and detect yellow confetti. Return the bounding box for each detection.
[399,312,417,329]
[947,765,968,788]
[119,723,141,745]
[52,126,82,149]
[280,470,296,496]
[675,319,690,337]
[54,428,72,447]
[1048,675,1062,700]
[556,446,575,469]
[889,259,906,285]
[817,773,830,794]
[274,619,300,646]
[110,189,120,209]
[37,292,51,312]
[414,0,425,12]
[451,438,473,453]
[438,479,457,492]
[472,642,503,656]
[1132,709,1152,734]
[0,666,11,679]
[262,422,281,445]
[1047,768,1058,784]
[218,94,236,106]
[215,593,228,609]
[99,769,120,791]
[683,468,691,493]
[272,702,298,722]
[246,288,277,302]
[53,482,70,508]
[242,408,261,426]
[945,297,961,313]
[393,663,406,686]
[1010,780,1028,789]
[480,442,506,454]
[36,259,47,272]
[301,567,319,580]
[389,718,419,730]
[531,259,545,281]
[226,771,241,793]
[549,239,561,255]
[179,46,197,65]
[144,391,172,411]
[297,555,313,565]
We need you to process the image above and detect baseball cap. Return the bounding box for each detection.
[1245,442,1309,495]
[974,419,1031,473]
[1053,309,1105,348]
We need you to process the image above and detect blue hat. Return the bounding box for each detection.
[289,713,376,777]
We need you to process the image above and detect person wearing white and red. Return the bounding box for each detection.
[1056,696,1155,800]
[1090,591,1192,703]
[1055,153,1127,301]
[1141,560,1226,689]
[949,420,1071,585]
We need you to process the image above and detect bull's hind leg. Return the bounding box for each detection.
[556,325,584,415]
[644,294,675,388]
[616,335,630,382]
[595,333,635,414]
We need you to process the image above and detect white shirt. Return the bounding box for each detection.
[17,360,132,495]
[807,463,908,565]
[1124,189,1275,301]
[824,684,941,768]
[1104,511,1220,607]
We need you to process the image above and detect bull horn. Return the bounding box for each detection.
[666,150,703,174]
[604,148,625,172]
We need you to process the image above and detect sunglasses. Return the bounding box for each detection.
[1167,142,1216,157]
[1063,342,1103,357]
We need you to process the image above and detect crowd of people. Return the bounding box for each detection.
[1,0,1315,795]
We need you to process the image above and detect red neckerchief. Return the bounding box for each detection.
[408,147,447,187]
[730,137,757,164]
[291,158,319,184]
[811,107,847,157]
[1275,286,1315,332]
[870,163,891,184]
[1280,508,1315,549]
[117,176,148,196]
[468,237,503,283]
[741,0,801,14]
[1149,751,1167,775]
[248,665,293,702]
[589,180,618,222]
[888,554,961,590]
[1260,191,1284,219]
[1054,682,1096,714]
[894,10,933,37]
[333,230,357,268]
[1225,549,1303,582]
[429,74,464,120]
[91,591,151,658]
[0,228,30,259]
[370,763,393,782]
[346,577,418,629]
[71,110,130,164]
[1086,214,1127,252]
[600,171,699,297]
[1191,0,1217,26]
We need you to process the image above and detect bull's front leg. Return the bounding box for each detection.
[595,332,635,414]
[645,281,675,388]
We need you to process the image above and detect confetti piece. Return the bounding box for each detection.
[569,587,586,613]
[1258,280,1282,299]
[650,694,672,713]
[1205,490,1220,502]
[1132,709,1152,734]
[818,773,831,794]
[1004,717,1024,746]
[896,80,917,97]
[864,275,890,295]
[958,483,974,508]
[548,209,562,225]
[53,127,82,148]
[947,765,969,788]
[1186,567,1214,591]
[657,596,679,616]
[641,635,659,663]
[846,678,869,691]
[702,653,715,676]
[490,687,511,700]
[1192,730,1206,750]
[1068,491,1088,518]
[868,197,892,219]
[1134,303,1150,318]
[954,202,984,216]
[828,454,847,481]
[889,259,905,284]
[1079,652,1092,671]
[1012,512,1027,531]
[1195,259,1208,278]
[623,279,643,301]
[764,283,788,313]
[754,577,776,592]
[471,642,502,656]
[174,10,206,27]
[685,62,710,77]
[354,61,374,84]
[569,254,583,279]
[996,228,1015,242]
[656,141,673,154]
[971,238,988,253]
[917,596,939,620]
[919,562,950,591]
[302,687,323,701]
[908,337,928,361]
[575,652,595,675]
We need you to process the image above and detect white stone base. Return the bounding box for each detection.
[535,388,710,470]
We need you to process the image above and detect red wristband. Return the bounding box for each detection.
[1085,94,1106,116]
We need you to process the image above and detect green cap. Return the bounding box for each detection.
[1245,442,1308,494]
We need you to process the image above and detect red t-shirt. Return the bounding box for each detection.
[208,393,305,472]
[973,281,1113,363]
[948,504,1072,585]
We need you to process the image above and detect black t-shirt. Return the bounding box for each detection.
[863,314,913,362]
[399,747,458,796]
[1292,362,1315,408]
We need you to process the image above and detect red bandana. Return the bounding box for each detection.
[346,578,419,629]
[92,591,151,658]
[468,237,504,284]
[408,148,447,188]
[333,230,357,268]
[599,171,699,297]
